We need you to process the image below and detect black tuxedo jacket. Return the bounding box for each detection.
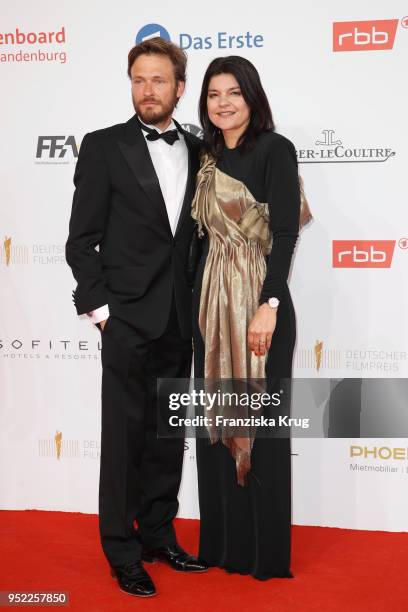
[66,114,201,340]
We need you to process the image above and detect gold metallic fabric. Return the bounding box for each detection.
[192,153,311,484]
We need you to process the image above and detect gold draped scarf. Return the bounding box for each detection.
[192,152,311,484]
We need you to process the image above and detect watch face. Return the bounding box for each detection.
[268,297,279,308]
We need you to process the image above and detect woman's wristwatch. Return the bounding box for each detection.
[267,297,280,309]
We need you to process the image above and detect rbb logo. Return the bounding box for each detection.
[36,136,78,159]
[333,19,398,52]
[332,240,396,268]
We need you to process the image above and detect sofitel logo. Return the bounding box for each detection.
[332,240,396,268]
[1,337,101,360]
[297,129,396,164]
[333,19,399,52]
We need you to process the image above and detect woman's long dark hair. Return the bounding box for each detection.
[199,55,275,156]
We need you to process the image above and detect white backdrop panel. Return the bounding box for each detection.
[1,0,407,530]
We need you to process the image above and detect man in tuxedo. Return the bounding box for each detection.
[66,38,206,598]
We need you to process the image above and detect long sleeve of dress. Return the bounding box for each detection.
[259,136,300,304]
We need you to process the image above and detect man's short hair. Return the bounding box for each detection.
[128,38,187,82]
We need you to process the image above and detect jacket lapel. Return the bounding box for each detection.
[118,115,171,233]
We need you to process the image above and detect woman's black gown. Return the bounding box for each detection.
[192,131,299,580]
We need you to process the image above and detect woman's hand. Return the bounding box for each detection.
[248,304,277,356]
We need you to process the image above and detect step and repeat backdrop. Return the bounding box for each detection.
[1,0,407,531]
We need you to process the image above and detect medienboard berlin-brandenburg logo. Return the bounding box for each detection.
[0,26,67,64]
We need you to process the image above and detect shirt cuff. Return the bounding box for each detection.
[87,304,110,324]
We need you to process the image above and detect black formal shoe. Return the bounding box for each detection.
[110,561,156,597]
[142,543,208,572]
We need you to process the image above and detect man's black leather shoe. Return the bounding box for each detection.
[110,561,156,597]
[142,543,208,572]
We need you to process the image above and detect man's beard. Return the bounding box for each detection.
[133,89,178,126]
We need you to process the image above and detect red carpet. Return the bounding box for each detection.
[1,511,407,611]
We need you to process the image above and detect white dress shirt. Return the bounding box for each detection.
[88,118,188,325]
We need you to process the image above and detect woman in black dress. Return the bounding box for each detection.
[191,56,310,580]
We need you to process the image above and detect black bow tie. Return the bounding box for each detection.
[140,121,180,145]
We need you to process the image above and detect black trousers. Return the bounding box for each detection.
[99,296,192,566]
